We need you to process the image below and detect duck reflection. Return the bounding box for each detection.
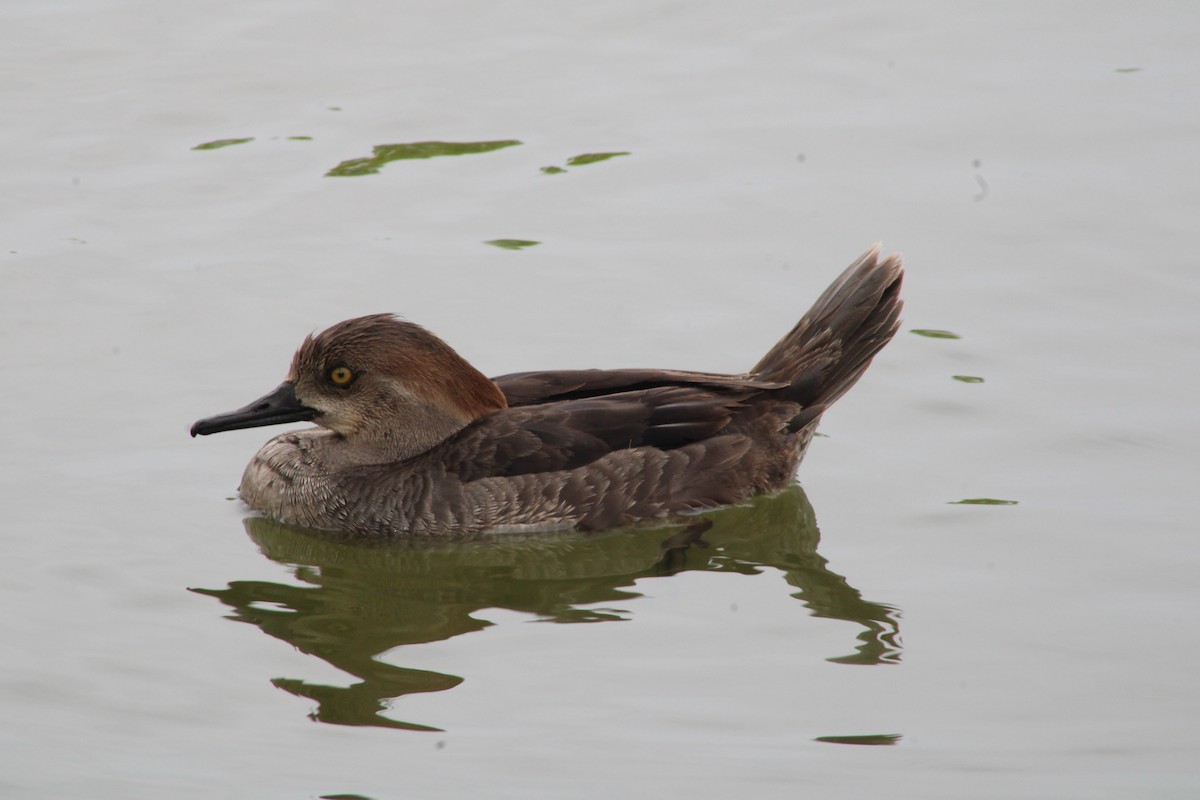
[191,485,900,731]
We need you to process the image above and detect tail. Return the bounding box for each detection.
[751,245,903,430]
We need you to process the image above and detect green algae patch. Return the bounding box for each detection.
[949,498,1019,506]
[952,375,985,383]
[485,239,540,251]
[566,151,630,166]
[910,328,961,339]
[326,139,523,177]
[540,151,629,174]
[193,137,255,150]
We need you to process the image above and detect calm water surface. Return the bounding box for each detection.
[2,2,1198,798]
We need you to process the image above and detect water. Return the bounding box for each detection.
[3,2,1198,797]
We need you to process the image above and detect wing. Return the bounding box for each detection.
[427,384,756,483]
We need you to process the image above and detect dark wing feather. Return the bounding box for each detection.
[432,385,751,482]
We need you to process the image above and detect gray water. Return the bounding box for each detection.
[3,2,1198,798]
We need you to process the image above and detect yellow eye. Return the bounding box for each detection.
[328,366,354,386]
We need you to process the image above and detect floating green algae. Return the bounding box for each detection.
[565,151,630,166]
[192,137,255,151]
[910,329,961,339]
[485,239,540,251]
[541,151,630,174]
[949,498,1019,506]
[952,375,985,383]
[326,139,522,177]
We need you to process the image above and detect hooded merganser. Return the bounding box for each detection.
[191,246,902,536]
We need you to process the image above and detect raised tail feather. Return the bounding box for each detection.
[752,246,903,429]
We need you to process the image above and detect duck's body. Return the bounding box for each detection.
[192,247,903,536]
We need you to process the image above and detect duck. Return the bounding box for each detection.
[191,246,903,537]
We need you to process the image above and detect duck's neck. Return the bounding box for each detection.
[339,394,482,466]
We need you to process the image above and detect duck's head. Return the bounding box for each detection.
[191,314,507,459]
